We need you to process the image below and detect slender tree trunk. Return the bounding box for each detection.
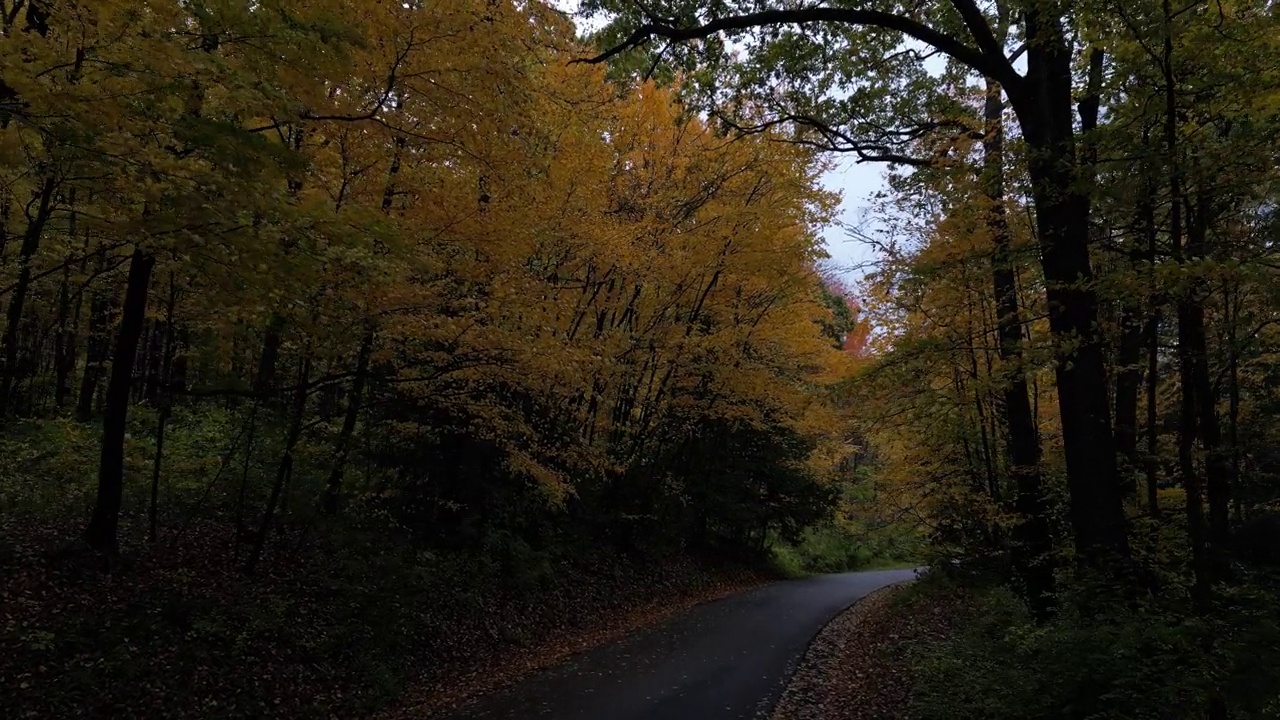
[53,263,76,408]
[1,176,56,418]
[171,327,189,395]
[142,318,164,403]
[1177,301,1212,605]
[1159,7,1211,599]
[234,407,259,548]
[255,316,284,398]
[76,292,113,420]
[1226,285,1242,522]
[1114,297,1143,493]
[1012,17,1129,568]
[968,343,998,503]
[323,327,374,514]
[84,248,155,552]
[1138,139,1163,519]
[952,366,982,492]
[1157,0,1229,582]
[983,78,1055,616]
[1144,311,1162,519]
[0,190,10,261]
[148,274,177,543]
[245,354,311,574]
[1184,198,1231,576]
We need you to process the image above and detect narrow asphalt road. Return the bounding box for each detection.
[444,567,919,720]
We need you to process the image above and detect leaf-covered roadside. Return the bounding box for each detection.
[769,577,969,720]
[771,566,1280,720]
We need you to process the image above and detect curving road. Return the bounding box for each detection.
[444,567,918,720]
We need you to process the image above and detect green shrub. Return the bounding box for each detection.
[769,520,921,576]
[910,578,1280,720]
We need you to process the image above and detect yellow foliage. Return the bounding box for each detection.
[0,0,851,503]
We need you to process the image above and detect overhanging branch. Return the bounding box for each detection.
[713,111,939,167]
[576,6,1021,89]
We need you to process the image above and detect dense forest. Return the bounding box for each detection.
[0,1,882,716]
[3,0,1280,718]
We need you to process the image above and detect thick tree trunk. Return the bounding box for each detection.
[1010,17,1129,568]
[982,78,1055,616]
[323,327,374,515]
[84,248,155,552]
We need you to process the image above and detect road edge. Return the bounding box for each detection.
[756,576,918,719]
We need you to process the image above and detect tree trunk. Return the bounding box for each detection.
[1009,18,1129,568]
[0,190,10,260]
[1178,297,1212,605]
[84,248,155,552]
[0,176,56,418]
[982,78,1055,616]
[1226,285,1242,522]
[142,318,164,403]
[1184,197,1231,576]
[1114,299,1143,492]
[968,343,998,503]
[255,316,285,397]
[245,354,311,574]
[148,274,177,543]
[233,407,259,548]
[53,263,76,408]
[76,292,114,420]
[1159,0,1228,583]
[323,327,374,514]
[1144,311,1162,519]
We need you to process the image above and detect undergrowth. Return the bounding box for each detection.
[0,411,770,719]
[907,569,1280,719]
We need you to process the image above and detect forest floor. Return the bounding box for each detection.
[770,578,971,720]
[0,515,774,719]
